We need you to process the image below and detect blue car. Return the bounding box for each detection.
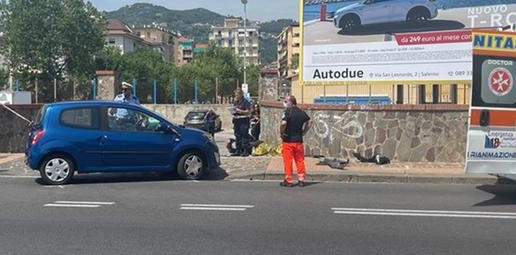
[25,101,220,185]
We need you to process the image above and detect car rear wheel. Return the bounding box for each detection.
[407,8,430,23]
[339,15,360,32]
[39,154,75,185]
[177,152,204,180]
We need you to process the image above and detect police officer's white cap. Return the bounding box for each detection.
[121,82,133,89]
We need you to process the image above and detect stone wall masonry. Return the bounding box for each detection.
[0,103,235,153]
[0,104,42,152]
[1,102,469,163]
[259,101,469,163]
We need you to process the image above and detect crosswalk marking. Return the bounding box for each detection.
[331,208,516,219]
[44,201,116,208]
[180,204,254,211]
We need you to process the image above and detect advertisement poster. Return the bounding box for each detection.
[465,30,516,174]
[301,0,516,85]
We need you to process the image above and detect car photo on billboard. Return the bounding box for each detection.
[301,0,516,85]
[333,0,439,32]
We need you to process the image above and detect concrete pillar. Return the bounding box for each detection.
[95,70,118,100]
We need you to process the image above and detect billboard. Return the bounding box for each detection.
[300,0,516,86]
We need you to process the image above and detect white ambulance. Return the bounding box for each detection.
[465,29,516,180]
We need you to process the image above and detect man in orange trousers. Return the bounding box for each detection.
[280,95,311,187]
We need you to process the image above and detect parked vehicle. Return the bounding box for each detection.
[25,101,220,185]
[333,0,438,31]
[183,110,222,132]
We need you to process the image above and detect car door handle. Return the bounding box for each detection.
[98,135,108,145]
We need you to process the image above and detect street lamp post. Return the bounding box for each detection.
[241,0,247,88]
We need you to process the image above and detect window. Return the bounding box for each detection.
[107,107,160,132]
[108,38,116,44]
[61,108,97,129]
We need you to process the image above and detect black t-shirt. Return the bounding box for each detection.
[282,106,310,143]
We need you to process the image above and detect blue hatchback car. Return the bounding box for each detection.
[25,101,220,185]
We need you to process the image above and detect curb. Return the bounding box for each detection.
[227,172,499,185]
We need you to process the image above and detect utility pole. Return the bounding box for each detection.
[241,0,248,87]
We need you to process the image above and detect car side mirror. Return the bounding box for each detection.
[157,123,179,136]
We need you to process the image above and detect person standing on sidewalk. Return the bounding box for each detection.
[231,88,252,157]
[280,95,311,187]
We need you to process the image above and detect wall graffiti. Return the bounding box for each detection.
[312,111,364,142]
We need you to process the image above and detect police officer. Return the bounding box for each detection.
[114,81,140,105]
[231,88,251,157]
[111,82,140,130]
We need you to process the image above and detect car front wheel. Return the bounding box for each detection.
[39,154,75,185]
[407,9,430,23]
[177,152,204,180]
[339,16,360,32]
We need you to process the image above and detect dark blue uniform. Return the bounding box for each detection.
[232,97,252,156]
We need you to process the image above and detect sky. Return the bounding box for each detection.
[87,0,299,21]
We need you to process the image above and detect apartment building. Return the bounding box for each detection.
[176,37,194,66]
[277,24,300,81]
[209,18,260,66]
[105,19,144,54]
[133,23,179,63]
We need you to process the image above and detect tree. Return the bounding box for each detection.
[0,0,105,99]
[192,44,241,101]
[118,48,173,103]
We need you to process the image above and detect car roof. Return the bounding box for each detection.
[187,109,211,113]
[46,100,142,108]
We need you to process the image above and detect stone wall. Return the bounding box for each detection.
[0,102,470,163]
[0,104,42,152]
[259,101,469,163]
[0,104,235,153]
[143,104,234,130]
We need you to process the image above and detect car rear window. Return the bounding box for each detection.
[32,105,47,127]
[60,108,98,129]
[187,112,206,118]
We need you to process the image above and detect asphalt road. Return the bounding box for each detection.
[2,177,516,255]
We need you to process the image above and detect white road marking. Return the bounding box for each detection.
[44,204,100,208]
[180,203,254,211]
[44,201,115,208]
[331,208,516,219]
[0,175,38,178]
[54,201,116,205]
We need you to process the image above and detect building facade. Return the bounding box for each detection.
[277,24,300,81]
[132,23,179,63]
[176,37,194,66]
[105,19,144,54]
[209,18,260,66]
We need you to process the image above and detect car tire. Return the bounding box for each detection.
[339,15,360,32]
[39,154,75,185]
[177,152,204,180]
[407,8,430,23]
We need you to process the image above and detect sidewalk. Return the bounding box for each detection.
[0,153,501,184]
[223,156,500,185]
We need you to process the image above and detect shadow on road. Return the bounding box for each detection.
[474,179,516,206]
[34,168,229,185]
[338,20,465,36]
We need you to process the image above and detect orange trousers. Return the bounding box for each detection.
[282,142,306,183]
